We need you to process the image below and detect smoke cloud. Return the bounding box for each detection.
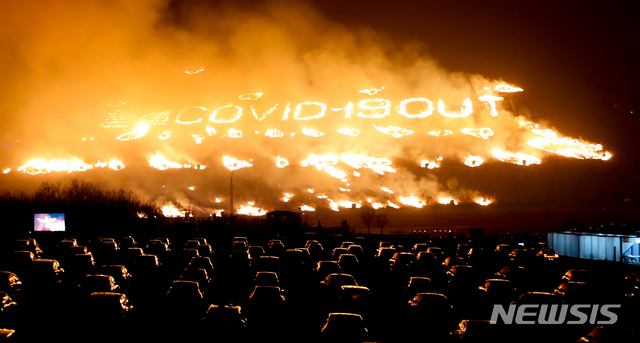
[0,0,611,215]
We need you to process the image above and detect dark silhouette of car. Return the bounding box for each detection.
[0,272,22,298]
[66,254,97,281]
[201,304,246,332]
[554,281,593,304]
[181,268,212,289]
[427,247,444,261]
[412,243,430,254]
[536,247,559,261]
[320,312,368,341]
[86,292,133,319]
[79,274,120,295]
[442,256,468,271]
[165,280,205,319]
[508,248,534,266]
[406,292,456,338]
[562,269,590,283]
[315,261,341,280]
[578,325,640,342]
[195,244,213,257]
[339,285,372,315]
[332,247,349,261]
[446,265,479,288]
[321,273,358,292]
[511,291,562,305]
[340,241,355,249]
[451,319,500,342]
[337,254,359,274]
[187,257,214,275]
[119,237,136,250]
[248,245,265,261]
[24,259,64,286]
[254,271,280,287]
[479,279,516,304]
[99,265,133,288]
[405,276,434,298]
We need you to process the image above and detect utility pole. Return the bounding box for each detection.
[230,171,234,217]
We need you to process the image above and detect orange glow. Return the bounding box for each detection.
[464,155,484,167]
[18,158,94,175]
[240,92,263,101]
[373,124,415,138]
[494,84,524,93]
[162,204,183,217]
[438,98,473,118]
[116,124,150,141]
[302,128,325,137]
[149,152,183,170]
[399,195,425,208]
[341,153,395,175]
[359,87,385,96]
[223,156,253,171]
[427,130,453,137]
[438,197,458,205]
[357,99,391,118]
[397,97,434,118]
[475,198,492,206]
[478,94,504,117]
[176,106,206,125]
[492,149,541,166]
[461,128,494,140]
[337,128,361,137]
[275,156,289,168]
[294,102,327,121]
[237,202,267,216]
[421,157,442,169]
[185,68,204,75]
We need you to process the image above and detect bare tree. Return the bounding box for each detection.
[376,213,389,235]
[359,208,376,235]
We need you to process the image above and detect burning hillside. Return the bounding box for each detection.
[0,1,613,217]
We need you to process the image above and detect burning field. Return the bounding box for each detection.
[0,1,619,221]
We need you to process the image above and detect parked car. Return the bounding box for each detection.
[180,268,211,289]
[0,272,22,297]
[87,292,133,319]
[536,247,559,261]
[254,271,280,287]
[405,277,434,298]
[511,291,562,305]
[320,273,358,293]
[248,246,265,261]
[320,313,368,341]
[562,269,590,283]
[451,319,500,341]
[99,265,133,288]
[202,304,246,331]
[79,274,120,295]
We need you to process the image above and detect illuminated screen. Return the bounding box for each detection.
[33,213,66,232]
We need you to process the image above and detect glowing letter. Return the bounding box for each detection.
[397,97,434,118]
[357,99,391,118]
[209,104,243,123]
[438,98,473,118]
[294,102,327,121]
[176,106,206,125]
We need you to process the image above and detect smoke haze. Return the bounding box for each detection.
[0,0,615,216]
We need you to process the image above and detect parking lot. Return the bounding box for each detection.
[1,230,639,342]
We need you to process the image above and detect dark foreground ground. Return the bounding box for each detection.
[1,227,639,342]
